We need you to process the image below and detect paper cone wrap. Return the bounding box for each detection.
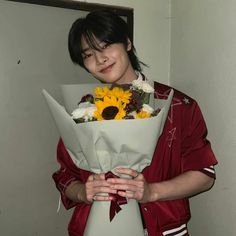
[42,83,173,236]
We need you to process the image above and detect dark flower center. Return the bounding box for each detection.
[102,106,119,120]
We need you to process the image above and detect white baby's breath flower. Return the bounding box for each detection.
[71,108,86,119]
[78,102,93,109]
[128,111,138,117]
[141,81,154,93]
[142,104,154,113]
[71,102,96,120]
[84,106,97,121]
[131,77,143,90]
[131,78,154,93]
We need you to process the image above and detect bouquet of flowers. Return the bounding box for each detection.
[42,78,173,236]
[71,78,159,124]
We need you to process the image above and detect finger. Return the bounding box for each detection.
[87,174,94,182]
[93,173,106,181]
[117,190,137,199]
[115,167,135,176]
[132,172,140,179]
[93,186,117,194]
[93,195,114,201]
[87,179,111,187]
[115,168,141,179]
[111,183,142,192]
[108,178,143,188]
[86,186,116,202]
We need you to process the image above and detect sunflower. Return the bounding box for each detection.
[95,86,111,99]
[135,111,151,119]
[110,87,132,104]
[94,96,126,120]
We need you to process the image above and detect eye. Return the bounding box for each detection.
[82,53,92,60]
[101,43,110,50]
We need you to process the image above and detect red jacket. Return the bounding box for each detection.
[53,82,217,236]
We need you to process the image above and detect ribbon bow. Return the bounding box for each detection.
[105,171,127,221]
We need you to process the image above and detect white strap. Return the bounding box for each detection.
[56,195,61,213]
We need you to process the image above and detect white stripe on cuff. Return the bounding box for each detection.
[174,229,188,236]
[203,167,215,174]
[163,224,187,236]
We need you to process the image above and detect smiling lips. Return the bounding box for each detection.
[99,63,115,73]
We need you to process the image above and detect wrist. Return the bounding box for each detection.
[65,181,87,203]
[148,183,160,202]
[76,182,85,202]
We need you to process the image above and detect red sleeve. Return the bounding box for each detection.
[181,102,218,174]
[52,139,91,209]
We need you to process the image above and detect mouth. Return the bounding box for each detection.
[99,63,115,73]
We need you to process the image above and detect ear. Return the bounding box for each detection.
[127,38,132,51]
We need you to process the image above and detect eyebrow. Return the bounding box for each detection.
[81,47,90,54]
[81,41,107,54]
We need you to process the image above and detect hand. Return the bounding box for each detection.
[85,173,117,203]
[107,168,153,203]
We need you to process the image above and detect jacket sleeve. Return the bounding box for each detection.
[181,101,218,173]
[52,138,91,209]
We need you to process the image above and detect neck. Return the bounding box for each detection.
[116,67,138,85]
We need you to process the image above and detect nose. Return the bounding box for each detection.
[94,51,108,65]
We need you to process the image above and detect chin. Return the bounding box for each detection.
[97,76,120,84]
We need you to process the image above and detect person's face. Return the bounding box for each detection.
[81,36,137,84]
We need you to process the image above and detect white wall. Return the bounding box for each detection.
[0,2,88,236]
[170,0,236,235]
[0,1,170,235]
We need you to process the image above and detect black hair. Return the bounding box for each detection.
[68,9,145,72]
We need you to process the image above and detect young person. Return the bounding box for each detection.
[53,10,217,236]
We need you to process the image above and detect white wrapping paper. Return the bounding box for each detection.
[42,83,173,236]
